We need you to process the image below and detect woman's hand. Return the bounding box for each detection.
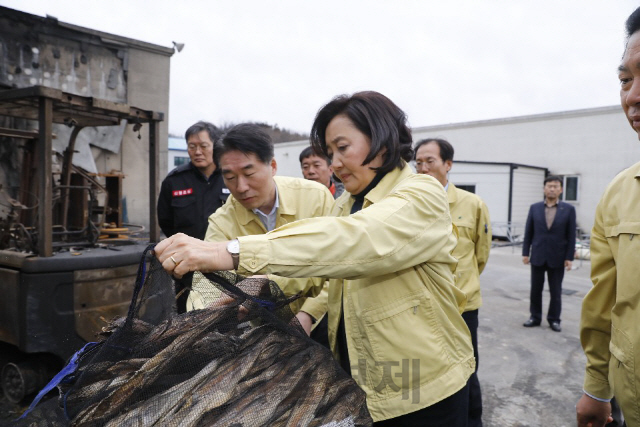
[154,233,234,278]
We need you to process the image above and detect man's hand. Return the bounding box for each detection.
[296,311,313,336]
[576,394,613,427]
[522,256,530,265]
[565,260,573,271]
[154,233,234,278]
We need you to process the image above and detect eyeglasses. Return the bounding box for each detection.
[187,144,212,152]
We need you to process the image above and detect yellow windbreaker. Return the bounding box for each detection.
[447,183,491,311]
[195,175,334,313]
[237,164,474,422]
[580,161,640,426]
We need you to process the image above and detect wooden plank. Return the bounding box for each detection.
[91,97,130,114]
[0,127,39,139]
[0,86,58,102]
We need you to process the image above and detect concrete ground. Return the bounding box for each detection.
[1,244,593,426]
[479,244,591,427]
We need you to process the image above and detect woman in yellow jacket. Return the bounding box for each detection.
[155,91,475,426]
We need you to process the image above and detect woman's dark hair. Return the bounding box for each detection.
[214,123,274,165]
[414,138,454,163]
[310,91,413,174]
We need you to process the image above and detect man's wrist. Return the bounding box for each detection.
[214,241,235,271]
[226,239,240,270]
[583,390,611,403]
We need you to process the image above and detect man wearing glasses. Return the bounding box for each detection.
[157,121,229,240]
[157,121,230,313]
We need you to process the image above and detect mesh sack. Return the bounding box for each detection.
[14,245,373,427]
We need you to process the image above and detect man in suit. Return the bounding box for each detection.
[522,175,576,332]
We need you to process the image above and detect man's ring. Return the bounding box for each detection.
[170,255,180,266]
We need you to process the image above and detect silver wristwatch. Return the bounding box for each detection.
[226,239,240,270]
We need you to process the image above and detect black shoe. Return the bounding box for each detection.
[523,318,541,327]
[550,322,561,332]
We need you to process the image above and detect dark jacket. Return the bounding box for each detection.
[522,200,576,268]
[157,162,228,239]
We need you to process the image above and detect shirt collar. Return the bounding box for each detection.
[252,185,280,231]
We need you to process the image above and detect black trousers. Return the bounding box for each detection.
[373,382,469,427]
[529,263,565,324]
[462,309,483,427]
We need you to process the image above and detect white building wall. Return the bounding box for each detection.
[273,140,307,178]
[448,163,511,225]
[511,167,546,230]
[96,46,171,229]
[274,106,639,233]
[167,149,189,175]
[413,106,640,231]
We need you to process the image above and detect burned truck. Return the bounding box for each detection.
[0,7,173,403]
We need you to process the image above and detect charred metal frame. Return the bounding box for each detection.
[0,85,163,256]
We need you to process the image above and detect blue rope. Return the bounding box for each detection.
[249,296,276,311]
[125,243,155,320]
[17,341,101,420]
[17,244,155,421]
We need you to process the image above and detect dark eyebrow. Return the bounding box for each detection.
[618,62,640,73]
[221,164,254,175]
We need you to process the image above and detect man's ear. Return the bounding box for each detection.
[445,160,453,173]
[271,158,277,176]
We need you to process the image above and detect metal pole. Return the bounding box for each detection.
[60,126,83,230]
[148,120,160,243]
[37,97,53,256]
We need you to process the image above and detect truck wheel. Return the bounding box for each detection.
[1,362,46,404]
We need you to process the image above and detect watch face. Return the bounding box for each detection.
[227,240,240,254]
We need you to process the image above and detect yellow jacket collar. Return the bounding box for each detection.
[446,182,458,203]
[365,163,413,205]
[334,163,413,215]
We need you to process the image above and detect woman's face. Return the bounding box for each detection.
[325,114,383,195]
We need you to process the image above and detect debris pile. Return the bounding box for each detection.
[15,249,372,426]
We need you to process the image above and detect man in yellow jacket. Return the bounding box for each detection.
[415,138,491,427]
[187,123,334,322]
[576,7,640,427]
